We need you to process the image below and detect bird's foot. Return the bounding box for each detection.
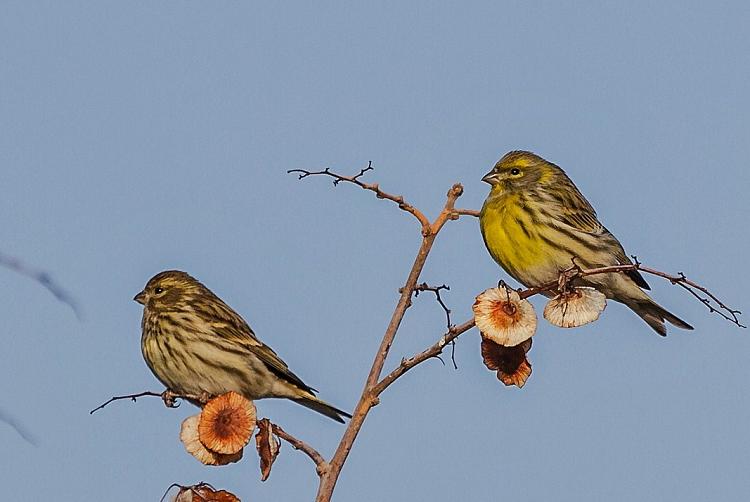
[161,389,180,408]
[557,267,580,293]
[196,391,211,405]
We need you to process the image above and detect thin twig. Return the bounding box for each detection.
[413,283,452,328]
[453,208,480,218]
[517,262,744,328]
[412,282,458,369]
[0,251,82,320]
[89,390,208,414]
[377,260,744,394]
[93,389,327,478]
[272,423,328,475]
[288,164,430,234]
[374,318,475,395]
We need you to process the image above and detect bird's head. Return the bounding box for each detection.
[134,270,203,310]
[482,150,561,193]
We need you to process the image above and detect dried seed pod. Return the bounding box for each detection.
[481,337,533,388]
[473,288,537,346]
[543,287,607,328]
[180,414,243,466]
[255,418,281,482]
[198,391,257,455]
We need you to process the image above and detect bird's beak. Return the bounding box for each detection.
[482,170,500,185]
[133,291,146,305]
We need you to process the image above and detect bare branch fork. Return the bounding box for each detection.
[287,163,479,233]
[290,164,484,500]
[288,163,743,502]
[402,282,458,368]
[92,165,741,501]
[409,283,452,328]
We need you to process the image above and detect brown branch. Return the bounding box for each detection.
[374,260,744,398]
[272,423,328,475]
[93,389,328,480]
[515,261,744,328]
[0,251,82,320]
[376,260,744,397]
[453,208,480,218]
[315,183,466,501]
[89,390,209,414]
[288,163,430,233]
[296,164,741,501]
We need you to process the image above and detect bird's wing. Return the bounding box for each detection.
[208,310,316,394]
[547,182,651,290]
[548,181,604,234]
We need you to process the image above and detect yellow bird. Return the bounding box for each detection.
[479,150,692,336]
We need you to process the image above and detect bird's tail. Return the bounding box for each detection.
[626,298,694,336]
[292,395,352,423]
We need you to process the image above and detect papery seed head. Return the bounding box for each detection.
[473,288,537,346]
[543,287,607,328]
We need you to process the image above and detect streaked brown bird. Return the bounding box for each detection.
[480,150,693,336]
[134,270,350,422]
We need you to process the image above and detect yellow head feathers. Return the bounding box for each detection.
[482,150,561,190]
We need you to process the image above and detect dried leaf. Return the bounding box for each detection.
[480,337,533,388]
[199,391,257,455]
[173,483,241,502]
[180,414,243,466]
[255,418,281,482]
[473,288,537,346]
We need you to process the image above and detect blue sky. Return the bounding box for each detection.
[1,1,748,501]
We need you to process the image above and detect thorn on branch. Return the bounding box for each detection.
[449,338,458,369]
[351,161,374,182]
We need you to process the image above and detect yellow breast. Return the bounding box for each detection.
[480,192,554,286]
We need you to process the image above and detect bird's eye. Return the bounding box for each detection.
[510,168,521,176]
[154,287,164,294]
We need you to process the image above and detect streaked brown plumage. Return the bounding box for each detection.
[134,270,350,422]
[480,151,693,336]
